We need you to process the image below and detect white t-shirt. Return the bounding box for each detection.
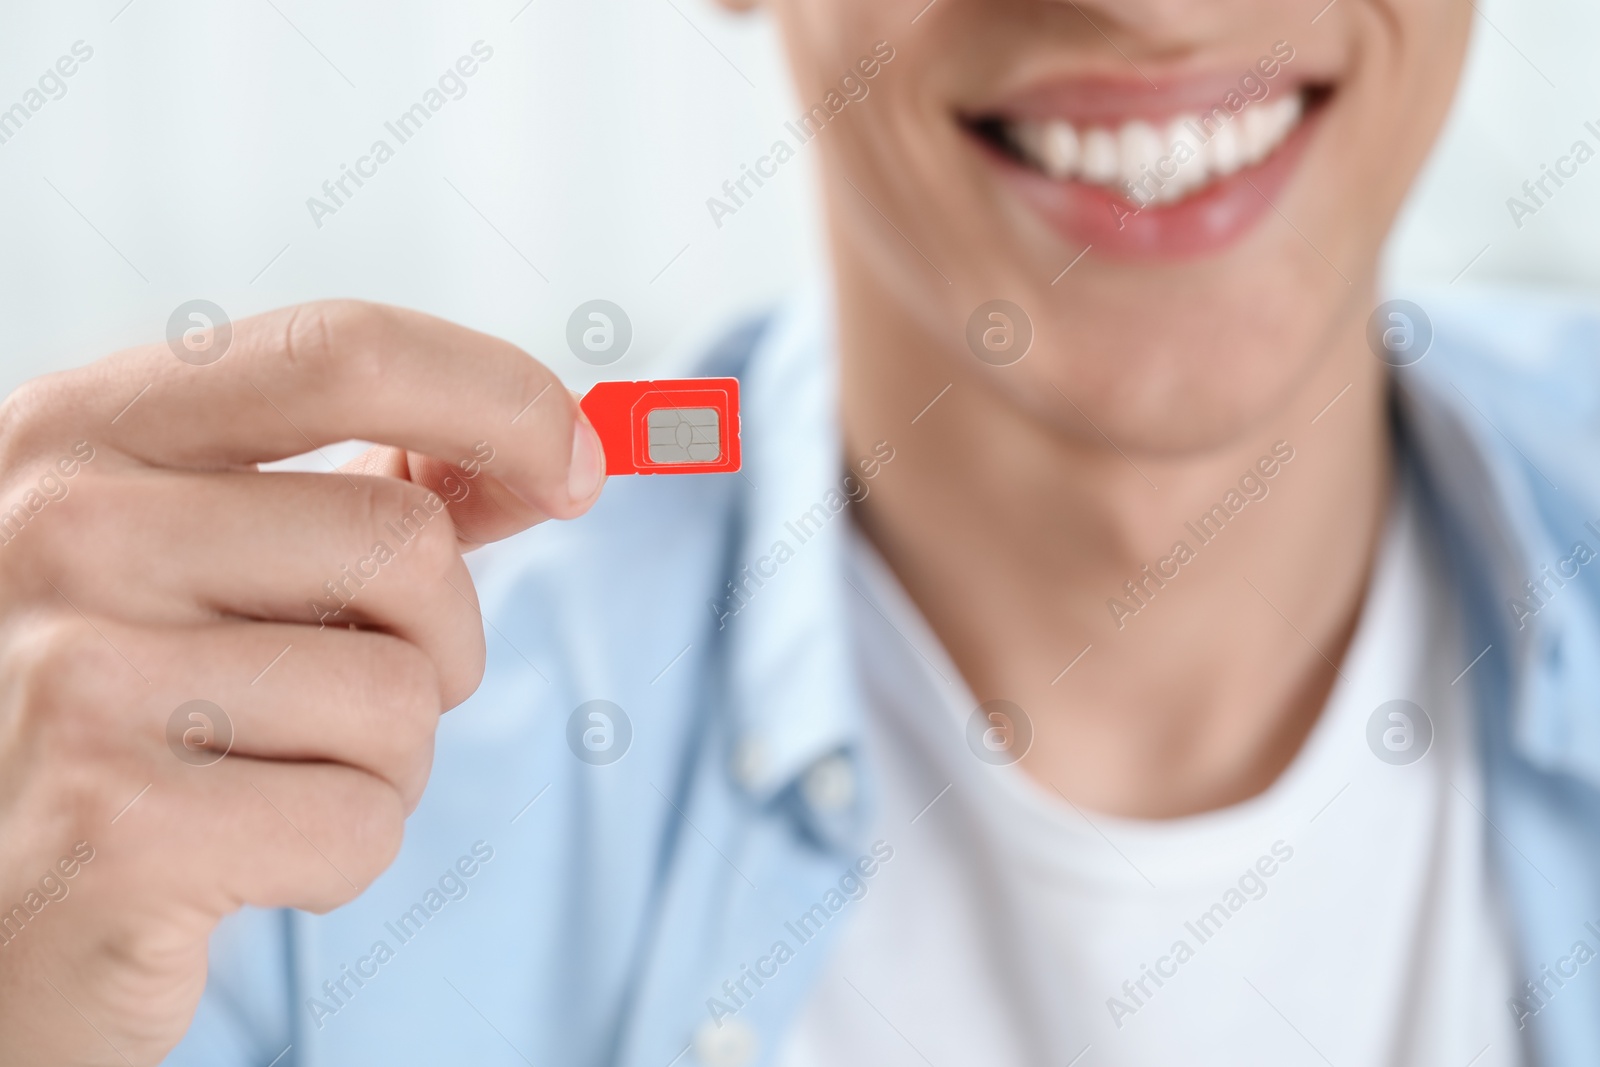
[778,491,1524,1067]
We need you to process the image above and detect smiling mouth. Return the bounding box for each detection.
[960,76,1335,258]
[974,86,1327,207]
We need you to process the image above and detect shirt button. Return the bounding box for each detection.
[801,752,856,814]
[731,739,766,789]
[694,1018,758,1067]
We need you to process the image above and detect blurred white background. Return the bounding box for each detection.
[1,0,1597,399]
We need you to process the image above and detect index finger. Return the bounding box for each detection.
[84,300,604,520]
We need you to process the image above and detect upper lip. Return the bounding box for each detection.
[962,68,1331,127]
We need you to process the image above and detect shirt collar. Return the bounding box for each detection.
[1398,296,1600,789]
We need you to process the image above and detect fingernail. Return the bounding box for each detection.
[567,415,605,502]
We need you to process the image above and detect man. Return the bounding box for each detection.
[0,0,1596,1064]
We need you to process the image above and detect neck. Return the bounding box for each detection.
[835,258,1393,819]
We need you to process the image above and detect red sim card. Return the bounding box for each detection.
[579,378,741,476]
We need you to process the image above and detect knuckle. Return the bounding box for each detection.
[0,375,67,471]
[266,770,406,916]
[406,497,460,577]
[0,465,109,591]
[281,301,337,377]
[354,475,407,536]
[330,779,406,902]
[382,638,443,719]
[381,482,458,578]
[0,378,49,441]
[0,615,127,818]
[345,636,444,807]
[34,466,111,549]
[49,750,123,839]
[509,358,563,425]
[354,476,411,537]
[2,614,116,724]
[280,300,389,393]
[362,636,441,746]
[359,479,455,566]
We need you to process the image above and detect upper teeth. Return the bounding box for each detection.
[1004,92,1304,205]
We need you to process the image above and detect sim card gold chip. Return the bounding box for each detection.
[646,407,721,464]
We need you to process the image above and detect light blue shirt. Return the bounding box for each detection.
[170,286,1600,1066]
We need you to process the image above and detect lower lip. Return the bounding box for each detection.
[975,104,1325,261]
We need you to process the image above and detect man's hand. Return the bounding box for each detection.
[0,300,605,1065]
